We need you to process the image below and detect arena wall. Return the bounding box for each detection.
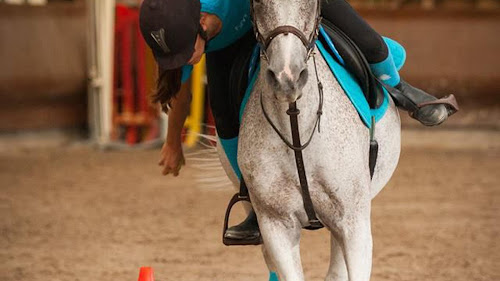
[0,2,87,131]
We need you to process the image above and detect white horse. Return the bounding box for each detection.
[217,1,401,280]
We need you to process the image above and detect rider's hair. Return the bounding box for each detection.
[152,67,182,113]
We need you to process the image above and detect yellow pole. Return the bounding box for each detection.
[184,55,206,147]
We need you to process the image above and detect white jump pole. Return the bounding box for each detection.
[87,0,115,147]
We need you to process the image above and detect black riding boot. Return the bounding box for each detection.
[223,210,262,245]
[394,80,459,126]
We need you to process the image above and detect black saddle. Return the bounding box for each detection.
[319,19,385,109]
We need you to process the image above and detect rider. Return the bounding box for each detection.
[139,0,457,244]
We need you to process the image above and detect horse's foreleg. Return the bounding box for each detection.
[262,246,279,280]
[325,234,348,281]
[258,215,304,281]
[338,205,373,281]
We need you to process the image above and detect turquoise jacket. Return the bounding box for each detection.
[181,0,252,82]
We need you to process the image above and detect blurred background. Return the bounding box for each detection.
[0,1,498,281]
[0,0,498,143]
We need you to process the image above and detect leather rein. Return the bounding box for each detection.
[250,0,324,230]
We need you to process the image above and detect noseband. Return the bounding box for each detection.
[249,0,325,230]
[250,0,322,60]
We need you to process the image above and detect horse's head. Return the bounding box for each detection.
[251,0,320,102]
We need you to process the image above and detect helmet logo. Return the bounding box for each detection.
[150,28,170,54]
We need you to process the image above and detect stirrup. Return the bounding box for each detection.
[416,94,459,117]
[222,193,262,246]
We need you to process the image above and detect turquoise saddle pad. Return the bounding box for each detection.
[239,28,406,128]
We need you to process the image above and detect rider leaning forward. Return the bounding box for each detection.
[139,0,458,245]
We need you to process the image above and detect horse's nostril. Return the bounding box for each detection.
[298,68,309,88]
[266,69,279,88]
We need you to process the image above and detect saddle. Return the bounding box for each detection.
[319,19,385,109]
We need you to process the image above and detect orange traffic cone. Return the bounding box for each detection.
[138,267,154,281]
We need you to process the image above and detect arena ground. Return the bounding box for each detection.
[0,129,498,281]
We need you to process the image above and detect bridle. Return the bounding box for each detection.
[249,0,322,61]
[249,0,324,151]
[249,0,325,230]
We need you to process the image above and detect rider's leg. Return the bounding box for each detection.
[206,49,242,177]
[205,30,254,178]
[205,31,261,244]
[321,0,456,126]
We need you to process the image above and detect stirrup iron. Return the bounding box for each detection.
[222,182,262,246]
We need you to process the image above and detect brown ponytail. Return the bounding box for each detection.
[152,67,182,113]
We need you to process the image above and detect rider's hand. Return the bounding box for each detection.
[158,141,185,177]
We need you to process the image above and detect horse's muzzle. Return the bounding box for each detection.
[266,66,308,103]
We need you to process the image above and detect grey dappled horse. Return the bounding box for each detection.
[219,1,401,280]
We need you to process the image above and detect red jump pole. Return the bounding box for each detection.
[121,7,138,144]
[112,5,126,141]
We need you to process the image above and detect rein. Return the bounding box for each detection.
[250,0,324,230]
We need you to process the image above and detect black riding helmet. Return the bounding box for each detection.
[139,0,205,70]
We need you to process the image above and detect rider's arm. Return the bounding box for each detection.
[200,0,252,51]
[165,81,191,147]
[158,81,191,176]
